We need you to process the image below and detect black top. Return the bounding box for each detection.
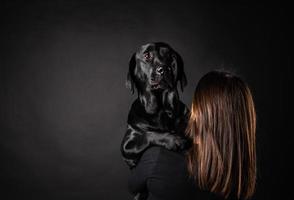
[128,146,219,200]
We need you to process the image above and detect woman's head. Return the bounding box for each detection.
[186,70,256,199]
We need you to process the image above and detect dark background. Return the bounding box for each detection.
[0,1,291,200]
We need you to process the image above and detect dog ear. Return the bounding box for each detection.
[172,51,187,92]
[126,53,136,94]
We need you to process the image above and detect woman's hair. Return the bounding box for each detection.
[185,70,256,199]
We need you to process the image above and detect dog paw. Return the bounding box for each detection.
[164,135,187,151]
[174,135,189,150]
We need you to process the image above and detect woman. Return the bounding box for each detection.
[128,70,257,200]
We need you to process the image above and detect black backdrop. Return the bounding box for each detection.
[0,1,291,200]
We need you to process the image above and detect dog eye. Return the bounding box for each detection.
[143,52,152,61]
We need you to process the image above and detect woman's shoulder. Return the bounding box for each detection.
[139,146,163,162]
[140,146,187,168]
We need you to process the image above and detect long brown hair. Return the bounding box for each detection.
[186,70,256,199]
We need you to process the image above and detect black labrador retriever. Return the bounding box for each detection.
[121,42,191,170]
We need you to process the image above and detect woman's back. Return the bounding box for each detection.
[128,146,219,200]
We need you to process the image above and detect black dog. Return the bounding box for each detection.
[121,42,191,170]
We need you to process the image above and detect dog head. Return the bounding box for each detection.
[126,42,187,94]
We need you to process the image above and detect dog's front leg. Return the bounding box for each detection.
[147,131,189,151]
[121,125,151,168]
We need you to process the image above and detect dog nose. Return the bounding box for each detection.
[156,66,164,75]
